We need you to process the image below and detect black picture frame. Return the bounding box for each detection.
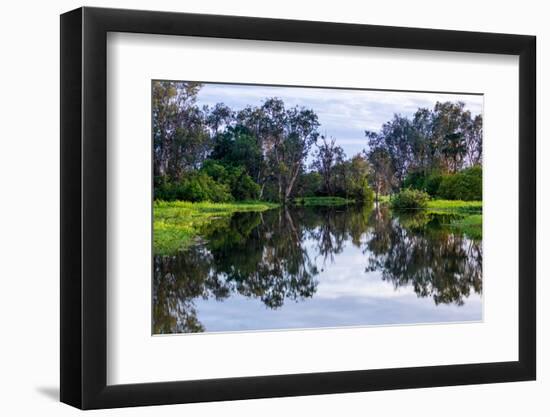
[60,6,536,410]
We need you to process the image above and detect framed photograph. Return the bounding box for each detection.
[60,6,536,409]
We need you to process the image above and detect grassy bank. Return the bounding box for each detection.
[426,199,482,212]
[292,196,355,206]
[154,200,277,255]
[379,195,481,211]
[427,200,482,240]
[427,200,482,239]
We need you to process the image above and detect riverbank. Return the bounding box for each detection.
[425,200,482,238]
[378,195,481,211]
[426,199,482,212]
[154,197,482,255]
[154,197,362,254]
[154,200,278,255]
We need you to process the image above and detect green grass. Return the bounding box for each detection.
[425,200,482,239]
[154,200,278,255]
[292,196,355,206]
[426,199,482,212]
[378,196,481,211]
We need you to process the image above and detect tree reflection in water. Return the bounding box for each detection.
[153,204,482,334]
[365,207,482,306]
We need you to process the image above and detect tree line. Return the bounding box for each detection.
[153,81,483,203]
[366,101,482,201]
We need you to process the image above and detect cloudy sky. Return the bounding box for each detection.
[195,82,484,158]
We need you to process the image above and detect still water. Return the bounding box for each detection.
[153,205,482,334]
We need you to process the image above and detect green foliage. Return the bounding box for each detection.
[425,172,444,196]
[153,80,483,209]
[155,172,233,203]
[426,199,482,213]
[345,154,374,202]
[403,167,481,201]
[229,169,261,200]
[311,136,345,195]
[201,160,260,200]
[402,171,425,190]
[403,171,443,197]
[152,81,210,180]
[366,101,483,192]
[211,126,263,178]
[390,189,430,209]
[437,166,482,201]
[200,159,227,180]
[347,178,374,202]
[295,172,322,197]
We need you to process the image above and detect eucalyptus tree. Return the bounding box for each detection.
[275,104,320,202]
[365,101,483,194]
[432,101,471,172]
[152,80,209,180]
[465,114,483,166]
[365,135,396,201]
[205,102,234,136]
[311,135,346,195]
[238,98,320,202]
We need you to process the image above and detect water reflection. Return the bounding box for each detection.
[153,205,482,334]
[366,208,482,306]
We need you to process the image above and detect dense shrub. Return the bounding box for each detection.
[348,178,375,202]
[201,160,260,200]
[402,171,425,191]
[295,172,322,197]
[403,171,443,197]
[155,173,233,202]
[228,169,260,200]
[437,166,482,201]
[211,127,262,177]
[390,189,430,209]
[200,160,227,181]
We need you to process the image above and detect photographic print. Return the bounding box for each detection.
[152,81,483,335]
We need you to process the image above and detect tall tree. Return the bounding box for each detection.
[464,114,483,166]
[346,153,373,201]
[210,125,263,185]
[311,135,345,195]
[366,145,394,201]
[365,101,482,193]
[370,115,414,186]
[410,107,433,174]
[235,105,273,196]
[205,102,234,136]
[152,81,209,180]
[432,101,470,172]
[248,98,320,202]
